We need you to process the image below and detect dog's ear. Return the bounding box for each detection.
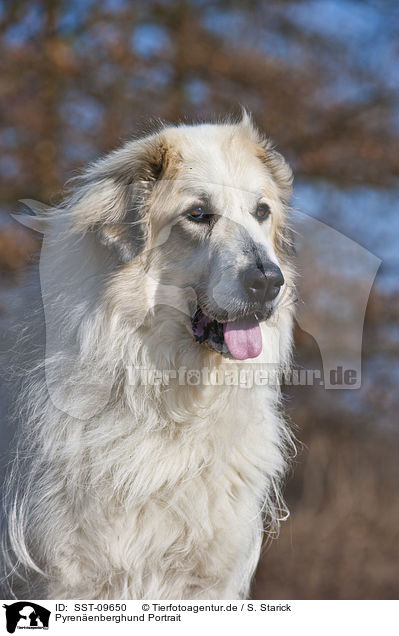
[239,113,293,206]
[260,143,293,207]
[96,207,147,264]
[70,132,171,263]
[96,134,171,263]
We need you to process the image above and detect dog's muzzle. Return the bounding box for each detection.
[191,263,284,360]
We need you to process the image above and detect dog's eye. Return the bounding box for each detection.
[186,206,213,223]
[256,203,271,221]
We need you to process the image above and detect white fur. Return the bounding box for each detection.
[2,116,295,599]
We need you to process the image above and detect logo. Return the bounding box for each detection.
[15,195,381,409]
[2,603,50,634]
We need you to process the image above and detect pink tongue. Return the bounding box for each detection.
[223,318,262,360]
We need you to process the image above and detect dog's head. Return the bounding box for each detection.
[67,113,294,361]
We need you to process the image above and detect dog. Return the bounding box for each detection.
[2,113,296,599]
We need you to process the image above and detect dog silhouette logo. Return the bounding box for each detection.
[2,603,50,633]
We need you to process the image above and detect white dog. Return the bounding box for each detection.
[3,113,296,599]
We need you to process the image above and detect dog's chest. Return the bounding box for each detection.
[103,393,280,578]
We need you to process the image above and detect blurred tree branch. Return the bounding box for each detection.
[0,0,398,206]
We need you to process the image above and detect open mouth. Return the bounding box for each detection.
[191,307,269,360]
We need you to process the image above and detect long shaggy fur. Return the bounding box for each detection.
[2,114,296,599]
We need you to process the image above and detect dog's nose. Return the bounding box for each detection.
[242,264,284,304]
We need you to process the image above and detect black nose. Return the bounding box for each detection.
[242,264,284,304]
